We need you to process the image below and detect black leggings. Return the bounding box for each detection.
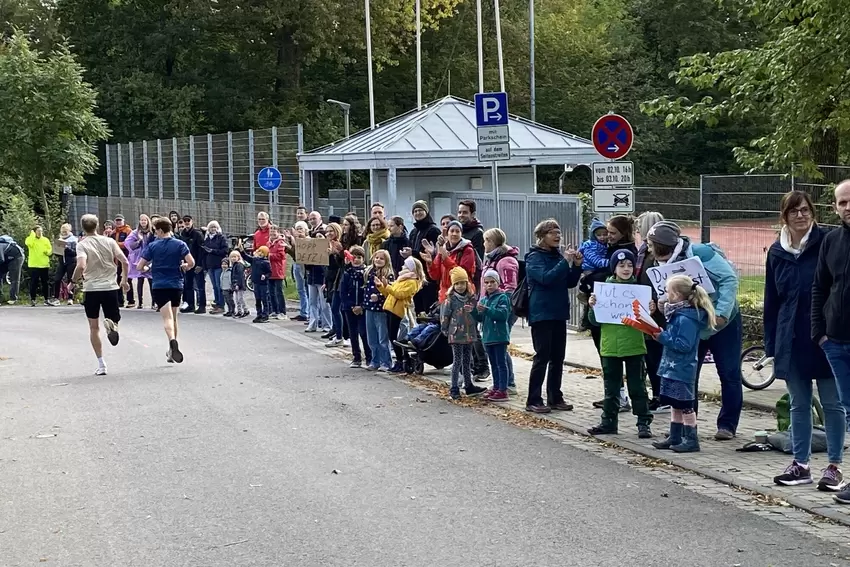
[387,312,406,363]
[136,277,152,306]
[53,257,75,298]
[29,267,50,301]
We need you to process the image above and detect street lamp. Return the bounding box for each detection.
[326,99,353,213]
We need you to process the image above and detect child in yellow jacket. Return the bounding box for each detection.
[377,256,425,373]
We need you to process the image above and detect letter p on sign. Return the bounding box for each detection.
[474,92,509,127]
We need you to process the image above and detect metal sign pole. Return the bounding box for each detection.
[492,161,501,227]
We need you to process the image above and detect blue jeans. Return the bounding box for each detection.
[823,340,850,431]
[183,269,206,310]
[346,310,371,364]
[785,375,845,464]
[207,267,223,307]
[307,284,332,330]
[269,279,284,315]
[365,310,392,368]
[292,263,308,318]
[331,290,344,339]
[486,343,510,392]
[695,313,743,434]
[507,314,517,388]
[254,284,269,318]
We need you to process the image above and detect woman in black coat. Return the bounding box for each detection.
[764,191,844,489]
[381,216,411,276]
[408,201,441,313]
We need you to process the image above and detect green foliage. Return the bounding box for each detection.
[0,31,109,234]
[0,184,40,244]
[642,0,849,173]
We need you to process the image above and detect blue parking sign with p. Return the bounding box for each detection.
[257,167,282,191]
[474,92,509,127]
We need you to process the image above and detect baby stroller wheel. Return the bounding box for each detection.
[403,357,416,375]
[415,359,425,375]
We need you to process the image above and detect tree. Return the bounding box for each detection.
[641,0,848,174]
[0,31,109,233]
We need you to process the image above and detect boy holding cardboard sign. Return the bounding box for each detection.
[587,249,654,438]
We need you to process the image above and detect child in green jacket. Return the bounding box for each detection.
[587,249,653,438]
[473,269,512,403]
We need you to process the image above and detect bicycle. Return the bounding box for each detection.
[740,345,775,390]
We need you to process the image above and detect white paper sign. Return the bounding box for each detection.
[646,257,715,300]
[592,282,653,325]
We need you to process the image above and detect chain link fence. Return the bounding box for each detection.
[105,126,303,206]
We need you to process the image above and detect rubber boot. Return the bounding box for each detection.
[652,422,683,450]
[671,425,701,453]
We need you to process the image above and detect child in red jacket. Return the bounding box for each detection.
[268,225,288,320]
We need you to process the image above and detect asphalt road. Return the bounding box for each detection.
[0,306,845,566]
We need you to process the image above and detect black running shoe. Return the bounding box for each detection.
[169,339,183,363]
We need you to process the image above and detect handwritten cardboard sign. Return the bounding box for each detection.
[294,238,329,266]
[646,257,715,299]
[52,239,66,256]
[592,282,653,325]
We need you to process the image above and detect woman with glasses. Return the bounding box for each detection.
[765,190,845,491]
[523,219,584,414]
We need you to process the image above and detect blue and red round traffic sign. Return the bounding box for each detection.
[591,114,633,160]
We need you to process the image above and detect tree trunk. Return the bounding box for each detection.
[808,127,840,166]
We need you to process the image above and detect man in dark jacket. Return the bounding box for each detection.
[179,215,207,313]
[457,199,489,380]
[813,181,850,506]
[409,200,441,314]
[0,235,24,304]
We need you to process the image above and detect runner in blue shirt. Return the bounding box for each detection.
[137,217,194,363]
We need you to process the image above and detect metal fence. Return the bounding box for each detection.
[104,126,303,206]
[68,195,299,238]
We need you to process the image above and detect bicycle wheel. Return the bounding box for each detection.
[741,345,775,390]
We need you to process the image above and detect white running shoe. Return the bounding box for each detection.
[95,366,107,376]
[103,318,120,346]
[325,338,344,348]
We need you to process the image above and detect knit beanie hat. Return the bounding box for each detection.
[447,220,463,232]
[294,221,309,232]
[609,249,636,273]
[482,269,501,284]
[450,267,469,284]
[646,221,681,247]
[412,200,429,214]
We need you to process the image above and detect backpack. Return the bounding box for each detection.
[511,277,529,318]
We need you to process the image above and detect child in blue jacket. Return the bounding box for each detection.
[651,274,716,453]
[339,245,372,368]
[473,269,512,403]
[579,218,609,272]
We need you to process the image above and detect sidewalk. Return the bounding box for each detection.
[281,301,850,527]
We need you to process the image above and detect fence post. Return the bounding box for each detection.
[117,143,124,198]
[248,129,255,203]
[790,162,796,192]
[105,144,112,197]
[699,174,711,243]
[128,142,135,197]
[271,126,278,207]
[189,135,196,200]
[157,139,164,199]
[227,131,234,202]
[207,133,214,202]
[172,137,179,200]
[142,141,149,198]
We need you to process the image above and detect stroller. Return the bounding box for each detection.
[396,303,453,375]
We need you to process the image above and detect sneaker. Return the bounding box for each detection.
[588,424,618,435]
[223,312,233,318]
[252,317,268,323]
[180,306,194,314]
[180,301,189,310]
[103,318,120,346]
[194,308,206,314]
[342,338,349,346]
[378,366,392,373]
[619,401,632,413]
[321,330,335,339]
[387,363,406,374]
[549,401,574,411]
[293,315,308,322]
[6,300,15,305]
[833,485,850,504]
[450,388,461,400]
[714,429,735,441]
[95,365,107,376]
[210,306,224,315]
[507,386,518,396]
[592,400,604,409]
[44,300,55,306]
[817,464,844,492]
[279,314,289,321]
[67,300,74,306]
[166,350,174,363]
[473,372,490,383]
[365,364,380,371]
[349,361,362,369]
[488,390,509,403]
[135,304,142,309]
[526,404,551,414]
[126,301,135,308]
[31,300,36,307]
[464,385,487,398]
[638,425,653,439]
[651,401,671,414]
[774,461,813,486]
[305,326,318,333]
[325,338,344,348]
[169,339,183,363]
